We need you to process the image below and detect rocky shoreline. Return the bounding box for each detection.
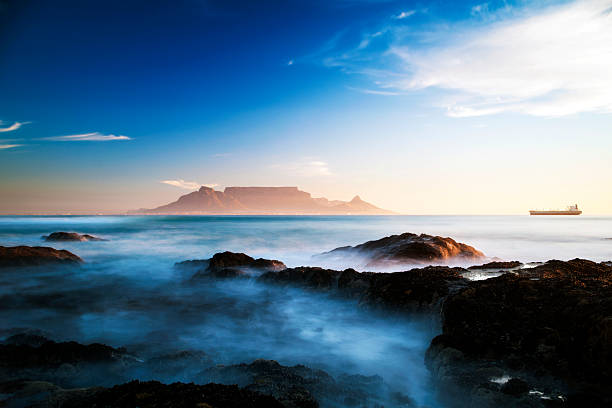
[1,234,611,407]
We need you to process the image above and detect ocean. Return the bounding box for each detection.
[1,215,610,407]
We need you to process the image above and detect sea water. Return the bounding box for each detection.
[1,215,610,407]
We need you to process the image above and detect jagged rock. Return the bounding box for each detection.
[4,380,285,408]
[259,265,469,313]
[0,340,126,368]
[468,261,522,270]
[0,246,83,268]
[42,232,106,242]
[201,359,412,408]
[427,258,612,407]
[322,233,484,267]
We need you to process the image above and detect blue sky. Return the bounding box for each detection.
[1,0,611,214]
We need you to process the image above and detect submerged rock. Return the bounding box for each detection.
[43,232,106,242]
[322,232,485,267]
[427,258,612,407]
[0,246,83,268]
[468,260,522,270]
[182,251,286,279]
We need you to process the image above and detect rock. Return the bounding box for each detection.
[468,261,522,270]
[201,359,412,408]
[0,340,127,368]
[1,380,285,408]
[322,232,485,267]
[427,258,612,406]
[188,251,286,279]
[0,338,137,388]
[501,378,530,396]
[0,246,83,268]
[259,265,469,313]
[42,232,106,242]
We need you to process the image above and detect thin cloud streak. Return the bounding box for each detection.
[271,159,332,177]
[161,179,218,190]
[43,132,131,141]
[394,10,415,19]
[0,144,22,150]
[0,121,28,132]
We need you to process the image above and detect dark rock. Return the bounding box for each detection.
[501,378,530,396]
[427,258,612,406]
[53,380,285,408]
[2,332,50,347]
[259,265,468,313]
[322,232,485,267]
[202,359,411,408]
[468,261,522,270]
[0,246,83,268]
[189,251,286,279]
[0,340,126,368]
[42,232,106,242]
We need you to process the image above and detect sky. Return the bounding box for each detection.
[0,0,611,214]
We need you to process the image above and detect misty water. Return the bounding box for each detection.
[2,215,612,407]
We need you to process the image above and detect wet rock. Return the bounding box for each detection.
[1,379,285,408]
[427,258,612,407]
[0,246,83,268]
[501,378,530,396]
[468,261,522,270]
[42,232,106,242]
[260,265,468,313]
[322,232,485,267]
[187,251,286,279]
[0,338,136,388]
[202,359,412,408]
[0,340,126,368]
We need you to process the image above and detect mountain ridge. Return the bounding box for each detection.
[136,186,395,215]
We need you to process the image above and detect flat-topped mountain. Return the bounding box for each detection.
[138,186,394,215]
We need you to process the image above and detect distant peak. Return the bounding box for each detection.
[198,186,214,192]
[351,195,362,202]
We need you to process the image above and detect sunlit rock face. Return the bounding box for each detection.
[0,245,83,267]
[321,232,485,267]
[42,232,106,242]
[178,251,287,279]
[427,258,612,407]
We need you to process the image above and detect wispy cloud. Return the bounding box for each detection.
[161,179,218,190]
[348,86,401,96]
[43,132,131,141]
[0,121,29,132]
[393,10,415,19]
[272,159,332,177]
[0,144,22,150]
[322,0,612,117]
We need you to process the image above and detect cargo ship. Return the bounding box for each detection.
[529,204,582,215]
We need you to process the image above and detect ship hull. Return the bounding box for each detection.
[529,211,582,215]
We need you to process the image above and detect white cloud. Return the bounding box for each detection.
[394,10,416,19]
[161,180,218,190]
[0,121,28,132]
[392,0,612,116]
[326,0,612,117]
[287,60,294,66]
[0,144,22,150]
[272,160,332,177]
[43,132,131,141]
